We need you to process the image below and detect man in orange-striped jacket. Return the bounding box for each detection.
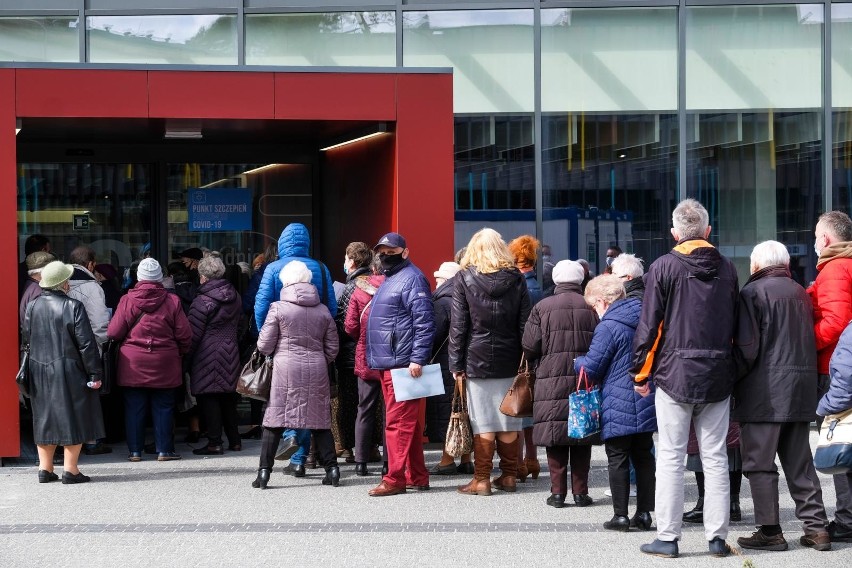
[630,199,739,559]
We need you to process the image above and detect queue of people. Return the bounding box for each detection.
[16,204,852,558]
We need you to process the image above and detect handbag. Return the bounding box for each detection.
[101,310,145,396]
[16,344,31,398]
[237,348,273,401]
[445,378,473,457]
[499,354,535,417]
[814,408,852,475]
[566,367,602,439]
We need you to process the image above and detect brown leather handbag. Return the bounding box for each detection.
[499,354,535,417]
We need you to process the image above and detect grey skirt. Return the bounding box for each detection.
[466,377,524,434]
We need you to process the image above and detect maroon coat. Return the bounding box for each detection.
[107,281,192,389]
[188,278,242,395]
[344,274,384,381]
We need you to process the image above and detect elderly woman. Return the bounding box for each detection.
[253,260,340,489]
[450,228,531,496]
[108,258,192,462]
[522,260,598,508]
[733,241,830,551]
[19,251,55,323]
[575,274,656,531]
[611,253,645,300]
[22,261,104,484]
[188,255,243,456]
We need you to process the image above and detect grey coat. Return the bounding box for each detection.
[257,282,339,430]
[22,290,105,445]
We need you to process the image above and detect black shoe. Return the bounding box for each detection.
[61,471,91,485]
[240,426,263,440]
[192,445,224,456]
[631,511,654,531]
[128,452,142,462]
[708,537,732,557]
[273,436,299,461]
[730,499,742,522]
[283,463,306,477]
[83,442,112,456]
[737,527,788,551]
[828,520,852,543]
[573,494,594,507]
[546,494,566,508]
[456,462,474,475]
[37,470,58,483]
[382,461,388,476]
[252,468,271,489]
[322,466,341,487]
[604,515,630,532]
[355,462,369,476]
[683,504,704,524]
[429,462,458,475]
[184,431,202,444]
[640,539,679,558]
[157,452,181,462]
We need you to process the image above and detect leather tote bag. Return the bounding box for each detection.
[445,378,473,457]
[237,348,273,402]
[814,408,852,475]
[499,354,535,417]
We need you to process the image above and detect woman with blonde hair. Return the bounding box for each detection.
[450,228,532,496]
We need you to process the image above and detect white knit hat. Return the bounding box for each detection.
[552,260,585,285]
[137,258,163,282]
[434,261,461,280]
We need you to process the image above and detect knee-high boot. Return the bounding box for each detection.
[457,435,494,496]
[492,438,518,493]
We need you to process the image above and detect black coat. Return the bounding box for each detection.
[426,277,455,442]
[188,279,242,395]
[732,265,819,422]
[631,239,739,404]
[449,267,531,379]
[22,290,104,445]
[523,283,599,447]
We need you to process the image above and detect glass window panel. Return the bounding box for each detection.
[87,15,237,64]
[403,10,534,113]
[686,6,822,110]
[833,4,852,107]
[542,113,678,273]
[0,17,79,62]
[541,8,677,113]
[832,110,852,210]
[687,111,822,285]
[246,12,395,67]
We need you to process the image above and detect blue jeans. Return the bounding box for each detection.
[124,387,176,453]
[284,428,311,465]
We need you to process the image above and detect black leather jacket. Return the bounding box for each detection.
[449,267,531,378]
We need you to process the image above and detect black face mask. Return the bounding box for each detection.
[379,252,405,271]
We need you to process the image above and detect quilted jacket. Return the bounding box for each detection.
[366,258,434,370]
[574,297,656,441]
[188,278,242,395]
[820,320,852,416]
[807,244,852,374]
[344,274,384,381]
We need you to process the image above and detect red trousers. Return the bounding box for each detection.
[380,370,428,488]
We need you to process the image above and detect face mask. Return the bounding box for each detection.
[379,252,405,271]
[542,255,551,262]
[606,257,614,267]
[814,242,822,257]
[343,262,350,275]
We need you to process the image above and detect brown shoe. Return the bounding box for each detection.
[492,438,518,492]
[457,477,493,496]
[458,435,495,496]
[525,457,541,480]
[368,480,406,497]
[800,531,832,551]
[492,475,517,492]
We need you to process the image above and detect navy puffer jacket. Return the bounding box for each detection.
[189,278,242,395]
[366,259,434,370]
[575,297,657,441]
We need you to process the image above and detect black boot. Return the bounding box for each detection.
[683,498,704,523]
[322,465,341,487]
[252,468,271,489]
[355,462,369,476]
[730,496,741,522]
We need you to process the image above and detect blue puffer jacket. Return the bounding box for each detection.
[254,223,337,327]
[819,320,852,416]
[574,297,656,441]
[366,259,435,370]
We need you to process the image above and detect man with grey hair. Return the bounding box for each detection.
[733,240,830,551]
[611,253,645,301]
[631,198,739,558]
[807,210,852,543]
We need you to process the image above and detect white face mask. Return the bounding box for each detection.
[814,242,821,256]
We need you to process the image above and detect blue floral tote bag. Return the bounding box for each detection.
[567,367,602,439]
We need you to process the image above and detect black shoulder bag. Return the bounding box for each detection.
[16,299,38,398]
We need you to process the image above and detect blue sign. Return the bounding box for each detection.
[188,189,252,232]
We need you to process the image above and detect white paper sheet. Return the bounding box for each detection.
[389,363,445,402]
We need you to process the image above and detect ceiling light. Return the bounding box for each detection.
[320,123,389,151]
[242,164,284,176]
[15,119,21,135]
[164,119,202,140]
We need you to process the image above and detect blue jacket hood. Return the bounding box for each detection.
[602,297,641,330]
[278,223,310,258]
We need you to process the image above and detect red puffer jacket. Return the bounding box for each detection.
[345,275,384,381]
[807,252,852,374]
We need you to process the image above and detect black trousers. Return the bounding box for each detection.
[604,432,655,516]
[196,393,240,448]
[259,427,337,470]
[355,378,386,464]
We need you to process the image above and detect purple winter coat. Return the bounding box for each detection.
[188,278,242,395]
[257,282,339,430]
[107,281,192,389]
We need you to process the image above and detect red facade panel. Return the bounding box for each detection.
[148,71,275,119]
[16,69,148,118]
[274,73,396,121]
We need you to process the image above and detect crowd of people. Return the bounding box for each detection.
[16,199,852,558]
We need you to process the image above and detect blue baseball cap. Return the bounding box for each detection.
[373,232,407,250]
